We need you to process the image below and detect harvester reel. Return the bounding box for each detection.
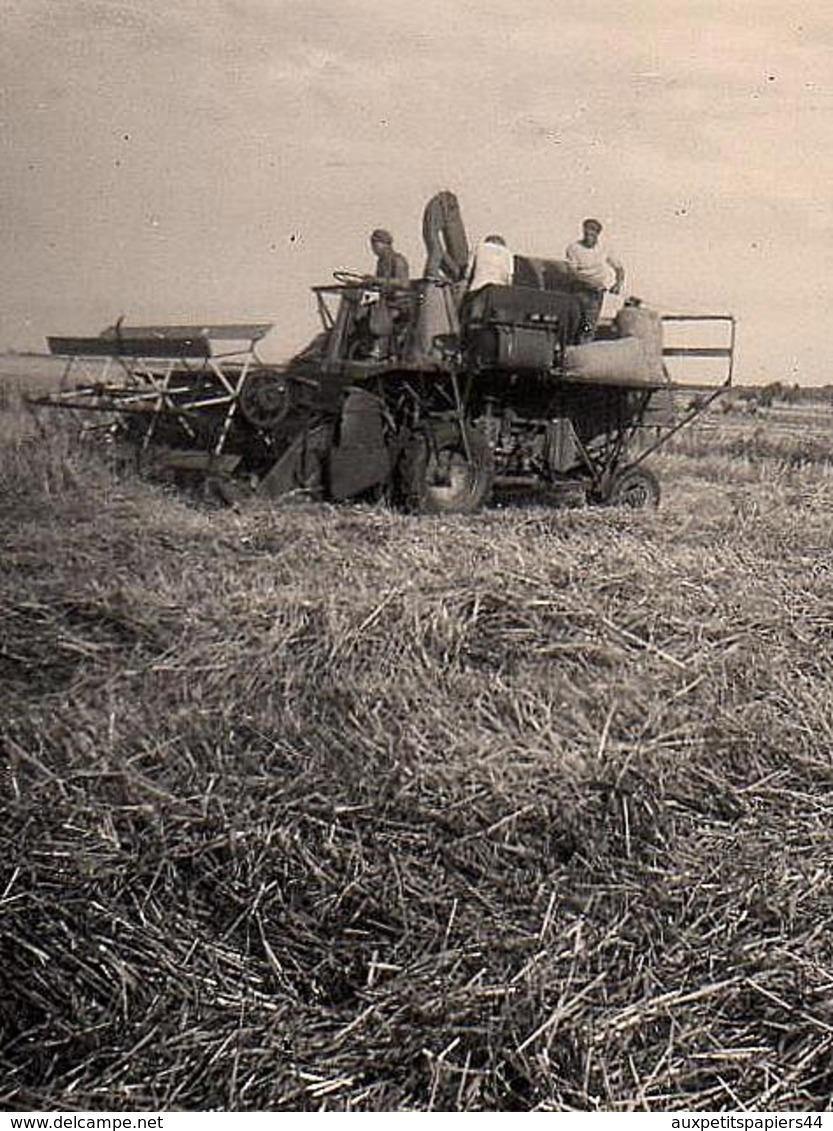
[238,370,292,430]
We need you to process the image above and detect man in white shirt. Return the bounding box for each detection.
[565,218,625,340]
[466,234,514,293]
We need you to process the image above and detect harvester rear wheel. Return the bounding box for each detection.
[401,421,493,514]
[605,466,661,508]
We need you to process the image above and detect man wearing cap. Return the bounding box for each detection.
[361,229,410,360]
[565,219,625,341]
[370,229,409,283]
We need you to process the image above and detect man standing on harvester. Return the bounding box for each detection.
[566,218,625,341]
[462,233,515,322]
[365,228,410,359]
[370,228,409,284]
[466,233,514,294]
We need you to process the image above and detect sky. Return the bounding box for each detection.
[1,0,832,383]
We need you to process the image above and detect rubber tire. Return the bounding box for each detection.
[401,422,493,515]
[605,466,661,509]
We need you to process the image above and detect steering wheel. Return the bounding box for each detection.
[333,270,368,284]
[332,270,410,293]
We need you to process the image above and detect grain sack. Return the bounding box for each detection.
[615,304,665,381]
[562,336,652,385]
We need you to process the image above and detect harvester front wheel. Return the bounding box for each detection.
[401,422,494,514]
[605,466,661,508]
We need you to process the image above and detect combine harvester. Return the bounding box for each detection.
[32,193,734,512]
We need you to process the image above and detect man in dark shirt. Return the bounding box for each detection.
[363,229,410,359]
[370,228,409,283]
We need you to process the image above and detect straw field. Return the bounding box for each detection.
[2,362,833,1111]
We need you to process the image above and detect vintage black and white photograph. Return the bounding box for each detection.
[2,0,833,1114]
